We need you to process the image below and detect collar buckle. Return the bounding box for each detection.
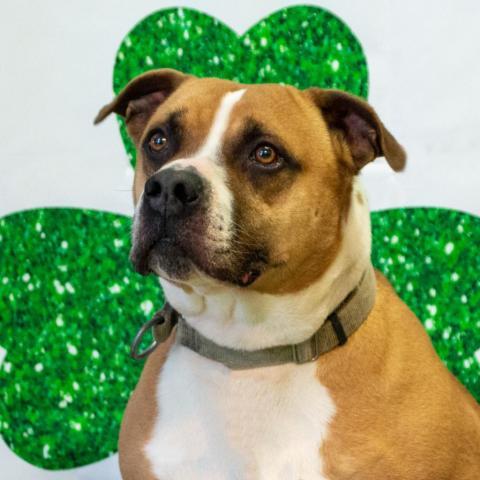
[292,333,320,364]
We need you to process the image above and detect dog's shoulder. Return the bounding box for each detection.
[321,269,480,479]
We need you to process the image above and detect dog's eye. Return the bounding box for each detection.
[148,131,168,153]
[252,144,280,167]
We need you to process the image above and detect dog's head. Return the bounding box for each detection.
[96,69,405,294]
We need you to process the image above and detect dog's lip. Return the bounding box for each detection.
[235,251,269,287]
[239,269,261,286]
[131,233,270,286]
[130,237,182,276]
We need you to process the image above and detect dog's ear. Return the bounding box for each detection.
[94,68,191,142]
[305,88,406,172]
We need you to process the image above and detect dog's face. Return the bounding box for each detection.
[96,69,405,294]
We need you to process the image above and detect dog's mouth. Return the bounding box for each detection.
[233,251,268,287]
[130,236,189,277]
[130,232,268,288]
[239,269,261,286]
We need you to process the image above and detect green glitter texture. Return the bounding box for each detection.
[0,209,164,469]
[112,6,368,167]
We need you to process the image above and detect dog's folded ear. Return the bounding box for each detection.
[305,88,406,172]
[94,68,191,141]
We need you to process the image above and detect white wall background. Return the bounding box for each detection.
[0,0,479,478]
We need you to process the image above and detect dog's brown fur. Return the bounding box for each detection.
[118,334,175,480]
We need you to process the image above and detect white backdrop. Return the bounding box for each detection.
[1,1,479,478]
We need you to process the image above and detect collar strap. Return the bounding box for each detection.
[131,266,376,369]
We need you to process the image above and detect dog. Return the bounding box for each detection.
[95,69,480,479]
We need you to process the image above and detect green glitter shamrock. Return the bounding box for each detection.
[0,4,478,473]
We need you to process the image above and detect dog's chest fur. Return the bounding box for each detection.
[145,344,335,480]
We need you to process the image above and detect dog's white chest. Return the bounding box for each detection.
[145,344,335,480]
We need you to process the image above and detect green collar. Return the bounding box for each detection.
[131,266,376,369]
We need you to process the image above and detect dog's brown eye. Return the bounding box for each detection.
[254,145,278,165]
[148,131,168,152]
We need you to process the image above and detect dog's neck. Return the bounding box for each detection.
[160,179,371,350]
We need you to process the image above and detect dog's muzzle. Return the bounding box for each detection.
[130,168,207,276]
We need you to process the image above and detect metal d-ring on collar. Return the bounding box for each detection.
[130,303,178,359]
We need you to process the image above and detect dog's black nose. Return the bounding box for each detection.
[144,169,204,216]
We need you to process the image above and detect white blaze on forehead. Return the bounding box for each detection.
[191,88,245,246]
[159,87,246,172]
[154,88,246,250]
[198,88,246,160]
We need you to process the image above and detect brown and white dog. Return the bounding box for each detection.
[96,69,480,479]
